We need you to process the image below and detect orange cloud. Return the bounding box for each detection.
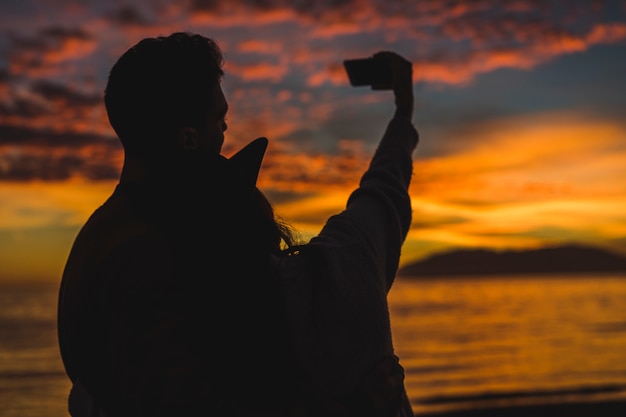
[42,36,97,64]
[412,112,626,200]
[400,111,626,259]
[0,140,122,182]
[258,108,626,263]
[587,22,626,43]
[416,21,626,85]
[306,62,346,87]
[0,180,117,229]
[7,1,623,91]
[259,144,368,192]
[190,2,298,27]
[1,0,626,282]
[237,39,284,54]
[7,27,97,78]
[225,61,290,82]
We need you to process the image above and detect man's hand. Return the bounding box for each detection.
[372,51,414,120]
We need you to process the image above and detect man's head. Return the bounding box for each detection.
[104,32,227,160]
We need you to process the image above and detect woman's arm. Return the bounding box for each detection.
[277,52,418,405]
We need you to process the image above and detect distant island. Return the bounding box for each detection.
[398,244,626,277]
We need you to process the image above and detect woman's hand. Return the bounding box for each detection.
[372,51,414,120]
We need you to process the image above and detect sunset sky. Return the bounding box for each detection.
[1,0,625,282]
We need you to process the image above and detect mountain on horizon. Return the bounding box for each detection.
[398,244,626,277]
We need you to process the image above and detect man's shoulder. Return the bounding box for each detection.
[71,190,168,265]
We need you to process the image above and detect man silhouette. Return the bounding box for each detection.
[58,32,417,417]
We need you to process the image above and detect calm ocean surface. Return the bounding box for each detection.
[1,274,626,416]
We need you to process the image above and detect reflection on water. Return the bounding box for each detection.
[1,275,626,416]
[0,283,70,417]
[389,274,626,414]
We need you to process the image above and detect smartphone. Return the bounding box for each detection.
[343,57,392,89]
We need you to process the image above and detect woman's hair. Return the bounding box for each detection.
[104,32,224,158]
[249,188,301,254]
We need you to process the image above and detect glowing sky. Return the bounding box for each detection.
[1,0,625,282]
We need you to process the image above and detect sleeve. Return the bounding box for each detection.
[277,117,418,399]
[314,116,417,291]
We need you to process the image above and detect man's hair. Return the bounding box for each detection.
[104,32,224,158]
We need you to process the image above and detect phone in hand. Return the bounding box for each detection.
[343,57,392,90]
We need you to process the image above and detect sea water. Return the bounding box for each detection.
[389,274,626,414]
[0,282,70,417]
[1,275,626,416]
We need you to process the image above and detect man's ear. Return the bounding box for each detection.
[177,127,199,150]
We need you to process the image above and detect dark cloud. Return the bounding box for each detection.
[2,152,80,181]
[104,6,151,27]
[0,125,120,181]
[441,2,604,47]
[0,35,113,182]
[0,124,113,149]
[186,0,626,87]
[190,0,401,19]
[0,70,105,142]
[40,26,92,41]
[0,0,624,185]
[31,80,101,108]
[190,0,221,12]
[9,26,92,51]
[188,0,606,26]
[0,98,48,118]
[6,25,96,77]
[7,34,47,53]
